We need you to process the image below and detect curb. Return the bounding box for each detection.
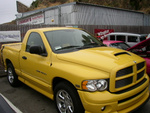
[0,93,22,113]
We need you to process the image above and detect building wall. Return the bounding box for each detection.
[73,4,144,26]
[45,8,59,24]
[16,2,150,26]
[144,14,150,26]
[44,5,75,25]
[61,5,75,25]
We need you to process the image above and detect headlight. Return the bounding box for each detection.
[82,79,108,92]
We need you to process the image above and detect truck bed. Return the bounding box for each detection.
[3,43,22,52]
[1,43,22,71]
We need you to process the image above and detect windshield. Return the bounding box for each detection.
[44,29,104,53]
[109,42,130,50]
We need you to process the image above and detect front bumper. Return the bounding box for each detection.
[78,76,149,113]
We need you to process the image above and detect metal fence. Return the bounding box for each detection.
[0,24,150,41]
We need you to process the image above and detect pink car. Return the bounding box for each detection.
[103,40,130,50]
[103,39,150,76]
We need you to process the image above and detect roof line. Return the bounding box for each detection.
[75,2,144,14]
[20,2,144,18]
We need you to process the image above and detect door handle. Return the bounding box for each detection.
[22,56,27,60]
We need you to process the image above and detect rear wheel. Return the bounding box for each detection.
[7,63,20,87]
[54,81,84,113]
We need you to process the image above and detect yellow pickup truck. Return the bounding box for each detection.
[0,27,149,113]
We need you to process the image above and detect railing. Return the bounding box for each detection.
[0,24,150,47]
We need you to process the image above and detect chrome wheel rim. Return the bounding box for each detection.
[8,68,14,83]
[56,90,74,113]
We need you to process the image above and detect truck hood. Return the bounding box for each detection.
[56,47,139,73]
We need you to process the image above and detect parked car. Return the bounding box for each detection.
[106,32,147,47]
[103,39,150,75]
[103,40,130,50]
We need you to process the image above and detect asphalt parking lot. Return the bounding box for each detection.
[0,73,149,113]
[0,75,57,113]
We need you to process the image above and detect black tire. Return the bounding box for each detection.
[7,63,20,87]
[54,81,84,113]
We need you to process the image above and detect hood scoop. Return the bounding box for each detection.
[114,52,131,56]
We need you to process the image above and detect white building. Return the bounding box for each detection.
[16,2,150,26]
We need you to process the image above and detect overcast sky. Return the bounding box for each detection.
[0,0,35,24]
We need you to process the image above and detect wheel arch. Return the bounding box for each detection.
[52,77,77,92]
[6,60,21,87]
[53,77,85,113]
[5,59,13,68]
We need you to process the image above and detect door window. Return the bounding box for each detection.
[128,36,138,42]
[116,35,125,41]
[110,35,115,40]
[26,32,46,54]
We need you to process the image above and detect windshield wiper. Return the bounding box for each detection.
[75,44,99,50]
[55,46,80,51]
[55,43,105,51]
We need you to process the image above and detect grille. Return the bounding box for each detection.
[115,61,145,90]
[137,70,145,80]
[137,62,144,70]
[115,76,133,88]
[114,78,147,94]
[116,66,133,77]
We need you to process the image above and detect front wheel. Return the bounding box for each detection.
[54,81,84,113]
[7,63,20,87]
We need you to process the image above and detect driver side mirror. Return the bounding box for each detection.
[29,46,47,56]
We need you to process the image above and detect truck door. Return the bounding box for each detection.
[20,32,51,90]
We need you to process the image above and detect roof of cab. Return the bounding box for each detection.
[28,27,81,32]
